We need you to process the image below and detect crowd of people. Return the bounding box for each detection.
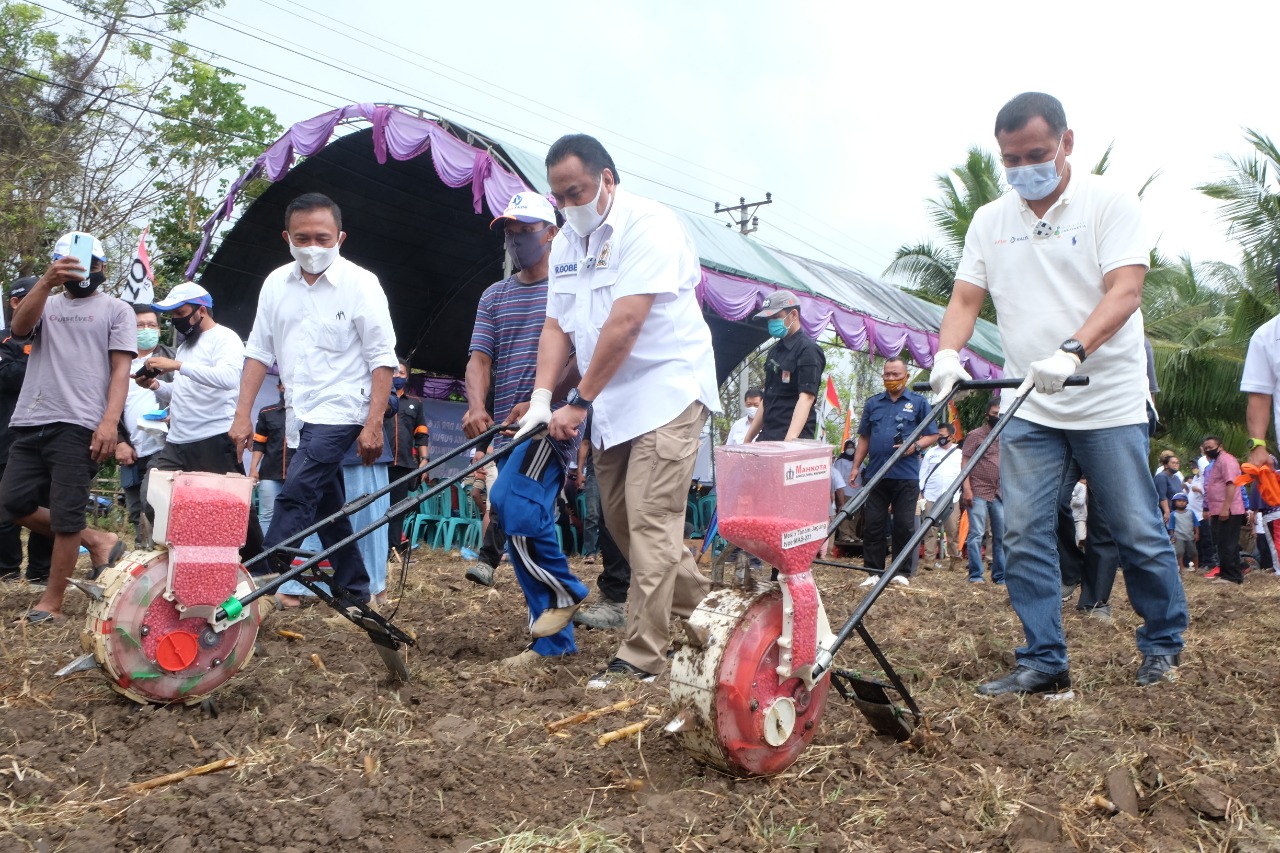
[4,91,1279,702]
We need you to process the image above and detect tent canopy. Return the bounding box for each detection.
[195,104,1002,392]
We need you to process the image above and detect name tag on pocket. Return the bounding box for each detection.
[554,262,579,276]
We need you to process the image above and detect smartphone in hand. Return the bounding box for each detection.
[66,232,96,280]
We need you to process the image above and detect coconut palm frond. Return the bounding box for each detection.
[1091,142,1114,176]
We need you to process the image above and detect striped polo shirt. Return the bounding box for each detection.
[469,274,547,426]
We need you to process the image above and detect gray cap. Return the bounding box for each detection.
[753,289,801,319]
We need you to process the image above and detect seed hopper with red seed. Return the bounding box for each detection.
[63,424,529,704]
[666,377,1086,776]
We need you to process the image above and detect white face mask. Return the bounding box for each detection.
[745,406,758,420]
[562,173,610,236]
[289,238,340,275]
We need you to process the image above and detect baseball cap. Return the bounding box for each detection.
[52,232,107,263]
[489,192,558,232]
[152,282,213,311]
[753,289,802,319]
[8,276,38,300]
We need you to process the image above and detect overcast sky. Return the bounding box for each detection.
[113,1,1280,277]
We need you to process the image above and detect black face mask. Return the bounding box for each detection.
[1204,447,1220,459]
[173,310,204,345]
[987,414,999,428]
[67,270,105,299]
[938,436,950,447]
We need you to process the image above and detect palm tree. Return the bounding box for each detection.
[1198,129,1280,266]
[884,147,1004,318]
[1143,130,1280,455]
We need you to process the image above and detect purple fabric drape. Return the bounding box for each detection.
[187,103,999,378]
[412,375,467,401]
[698,267,1000,378]
[185,104,530,279]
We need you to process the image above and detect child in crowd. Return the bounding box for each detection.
[1166,492,1199,571]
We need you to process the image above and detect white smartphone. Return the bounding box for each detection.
[66,232,96,278]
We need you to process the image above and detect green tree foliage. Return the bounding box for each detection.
[0,1,276,295]
[147,47,282,283]
[884,147,1004,320]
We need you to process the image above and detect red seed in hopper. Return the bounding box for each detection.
[168,487,250,547]
[719,516,822,576]
[171,545,239,606]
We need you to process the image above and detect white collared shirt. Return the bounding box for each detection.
[547,187,721,449]
[244,256,398,426]
[726,415,752,446]
[919,443,961,502]
[125,353,165,457]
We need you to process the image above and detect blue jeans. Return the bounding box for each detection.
[581,468,601,557]
[256,478,284,532]
[1001,417,1188,673]
[966,497,1005,583]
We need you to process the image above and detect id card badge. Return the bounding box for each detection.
[781,370,792,384]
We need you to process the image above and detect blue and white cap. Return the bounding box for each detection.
[489,192,558,231]
[152,282,213,311]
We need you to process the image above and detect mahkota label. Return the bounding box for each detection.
[783,457,830,486]
[781,521,828,550]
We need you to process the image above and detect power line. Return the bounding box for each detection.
[210,2,899,272]
[23,0,900,275]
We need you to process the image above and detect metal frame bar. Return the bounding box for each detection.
[812,377,1087,687]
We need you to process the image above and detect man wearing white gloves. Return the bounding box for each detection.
[930,92,1187,697]
[518,134,721,688]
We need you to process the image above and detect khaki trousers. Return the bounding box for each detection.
[922,498,960,559]
[594,400,711,675]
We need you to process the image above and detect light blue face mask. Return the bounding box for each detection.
[768,317,789,338]
[1006,137,1064,201]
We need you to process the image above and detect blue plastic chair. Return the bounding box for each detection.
[405,492,449,548]
[432,485,482,551]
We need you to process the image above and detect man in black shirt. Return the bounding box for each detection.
[384,359,429,558]
[249,379,293,533]
[0,278,52,586]
[744,290,826,442]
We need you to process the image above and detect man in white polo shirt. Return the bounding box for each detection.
[930,92,1187,696]
[517,134,721,687]
[229,193,398,608]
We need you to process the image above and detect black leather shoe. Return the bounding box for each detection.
[1136,653,1180,686]
[977,665,1073,698]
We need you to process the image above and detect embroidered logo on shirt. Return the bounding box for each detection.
[596,241,612,269]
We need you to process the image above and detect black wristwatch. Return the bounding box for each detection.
[566,387,593,410]
[1060,338,1087,363]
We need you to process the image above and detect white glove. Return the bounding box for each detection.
[929,349,971,400]
[513,388,553,440]
[1016,350,1081,397]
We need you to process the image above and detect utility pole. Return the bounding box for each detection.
[715,193,772,235]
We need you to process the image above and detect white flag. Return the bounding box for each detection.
[124,226,154,305]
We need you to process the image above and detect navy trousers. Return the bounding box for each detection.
[263,423,369,602]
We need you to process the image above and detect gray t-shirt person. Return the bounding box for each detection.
[10,292,136,432]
